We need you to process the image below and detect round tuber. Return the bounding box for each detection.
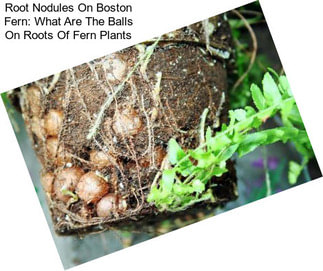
[96,194,117,217]
[139,146,166,168]
[76,171,109,204]
[96,194,127,217]
[53,167,84,202]
[44,109,63,136]
[31,117,44,140]
[46,136,70,166]
[104,56,127,82]
[89,150,114,169]
[46,136,59,160]
[40,172,54,193]
[26,85,42,115]
[111,107,142,137]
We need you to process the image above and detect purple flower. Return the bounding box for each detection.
[253,176,265,188]
[252,157,279,170]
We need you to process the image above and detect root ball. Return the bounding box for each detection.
[18,13,237,234]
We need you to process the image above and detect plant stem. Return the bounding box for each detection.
[303,164,311,182]
[262,145,272,196]
[301,158,311,182]
[199,108,209,145]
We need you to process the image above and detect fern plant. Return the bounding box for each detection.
[147,70,313,212]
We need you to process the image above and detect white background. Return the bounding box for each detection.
[0,0,322,270]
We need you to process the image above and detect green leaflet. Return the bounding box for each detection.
[61,189,78,202]
[237,127,298,156]
[192,151,217,169]
[147,70,314,212]
[279,75,291,96]
[288,161,303,185]
[160,169,176,192]
[237,132,267,156]
[192,179,205,193]
[168,138,186,165]
[251,83,266,110]
[207,133,231,153]
[262,72,282,105]
[232,109,247,121]
[218,144,239,161]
